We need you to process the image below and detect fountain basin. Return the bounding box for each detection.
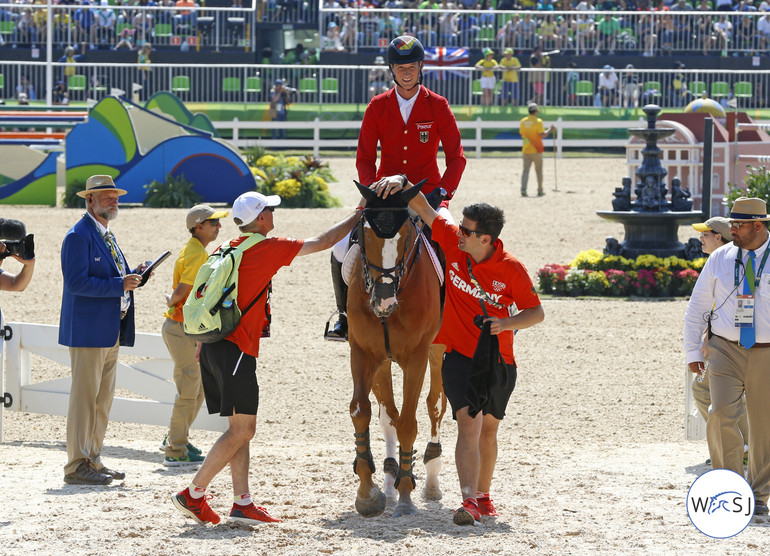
[597,210,704,258]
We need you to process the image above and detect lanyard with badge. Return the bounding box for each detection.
[734,248,770,328]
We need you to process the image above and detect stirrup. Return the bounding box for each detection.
[324,310,348,342]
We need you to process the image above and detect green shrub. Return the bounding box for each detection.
[250,154,341,209]
[724,165,770,211]
[62,180,87,208]
[143,174,202,208]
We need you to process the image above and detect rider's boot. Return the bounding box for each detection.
[324,254,348,341]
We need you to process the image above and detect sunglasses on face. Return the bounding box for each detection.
[459,224,486,238]
[207,219,220,226]
[262,206,275,213]
[730,221,753,230]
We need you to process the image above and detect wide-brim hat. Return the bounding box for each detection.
[729,197,770,221]
[692,216,733,239]
[76,175,127,198]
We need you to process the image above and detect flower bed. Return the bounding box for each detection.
[247,149,341,209]
[537,250,704,297]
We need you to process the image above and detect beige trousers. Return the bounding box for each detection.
[692,368,749,447]
[162,318,204,458]
[65,340,120,475]
[706,335,770,504]
[521,152,544,194]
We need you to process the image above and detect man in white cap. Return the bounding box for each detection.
[598,64,618,107]
[60,175,148,485]
[159,204,228,467]
[684,197,770,516]
[689,216,749,466]
[172,191,365,526]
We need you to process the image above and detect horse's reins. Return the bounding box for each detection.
[357,209,424,360]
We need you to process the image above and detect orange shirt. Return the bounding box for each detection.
[520,114,545,154]
[225,235,303,357]
[432,217,540,365]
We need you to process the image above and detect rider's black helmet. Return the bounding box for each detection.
[386,36,425,65]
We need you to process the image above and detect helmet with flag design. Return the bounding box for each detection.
[483,47,494,56]
[387,36,425,65]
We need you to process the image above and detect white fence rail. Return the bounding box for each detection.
[0,321,225,443]
[215,116,647,156]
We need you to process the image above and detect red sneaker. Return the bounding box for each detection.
[477,496,499,519]
[228,503,283,524]
[172,489,221,525]
[453,498,481,526]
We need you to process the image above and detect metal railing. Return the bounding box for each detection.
[2,60,768,108]
[320,8,770,57]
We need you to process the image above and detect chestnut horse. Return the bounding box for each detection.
[347,180,446,518]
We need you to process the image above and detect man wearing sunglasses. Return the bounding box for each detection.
[160,205,228,467]
[684,197,770,516]
[372,175,545,526]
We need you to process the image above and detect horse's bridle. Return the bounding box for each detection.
[356,208,423,359]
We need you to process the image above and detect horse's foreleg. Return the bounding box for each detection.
[372,361,399,507]
[350,347,386,517]
[391,352,429,518]
[423,343,448,501]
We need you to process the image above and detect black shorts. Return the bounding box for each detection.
[441,349,517,421]
[200,339,259,416]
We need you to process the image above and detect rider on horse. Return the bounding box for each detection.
[324,35,466,341]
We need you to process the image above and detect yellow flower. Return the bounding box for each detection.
[570,249,604,269]
[275,178,302,198]
[256,155,277,167]
[250,167,267,181]
[309,175,328,191]
[285,156,300,165]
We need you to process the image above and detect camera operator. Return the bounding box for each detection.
[0,219,35,292]
[269,78,293,140]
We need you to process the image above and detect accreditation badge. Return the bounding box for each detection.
[416,121,433,143]
[735,295,755,327]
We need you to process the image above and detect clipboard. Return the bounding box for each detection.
[138,250,171,287]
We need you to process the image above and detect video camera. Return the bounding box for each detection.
[0,218,35,260]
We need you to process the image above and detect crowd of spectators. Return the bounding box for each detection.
[1,1,769,56]
[319,0,770,57]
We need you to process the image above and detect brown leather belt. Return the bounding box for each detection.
[713,334,770,349]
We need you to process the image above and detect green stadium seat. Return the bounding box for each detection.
[222,77,240,93]
[711,81,729,98]
[299,77,317,94]
[689,80,706,98]
[575,80,594,105]
[321,77,339,95]
[734,81,753,99]
[245,76,261,94]
[172,75,190,94]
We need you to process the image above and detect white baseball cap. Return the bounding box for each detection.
[232,191,281,226]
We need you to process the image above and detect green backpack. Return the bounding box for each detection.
[183,232,266,343]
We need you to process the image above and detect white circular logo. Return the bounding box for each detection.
[687,469,755,538]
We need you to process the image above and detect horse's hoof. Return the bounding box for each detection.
[355,489,386,517]
[423,485,443,501]
[385,495,398,508]
[393,502,417,518]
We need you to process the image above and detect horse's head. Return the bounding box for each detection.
[354,180,424,318]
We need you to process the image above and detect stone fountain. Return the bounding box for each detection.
[596,105,703,259]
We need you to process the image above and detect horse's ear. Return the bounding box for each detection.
[400,178,428,204]
[354,180,378,204]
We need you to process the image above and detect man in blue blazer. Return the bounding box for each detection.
[60,175,146,485]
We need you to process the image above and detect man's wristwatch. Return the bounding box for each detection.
[400,174,408,188]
